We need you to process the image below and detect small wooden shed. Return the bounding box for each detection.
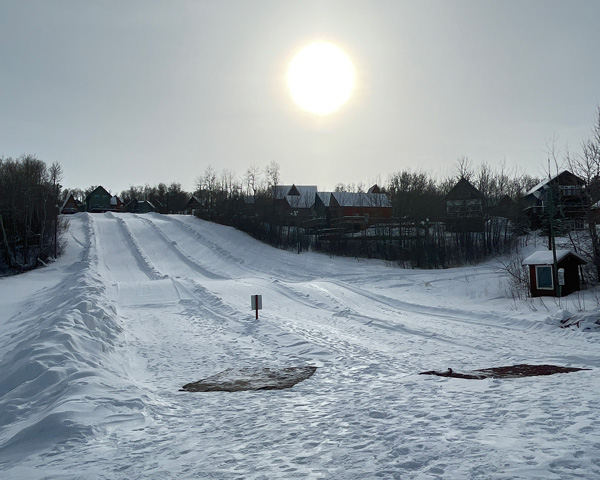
[522,249,586,297]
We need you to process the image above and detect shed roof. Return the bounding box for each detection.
[522,249,586,265]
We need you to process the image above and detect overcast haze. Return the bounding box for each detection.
[1,0,600,194]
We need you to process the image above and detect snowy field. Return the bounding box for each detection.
[1,212,599,479]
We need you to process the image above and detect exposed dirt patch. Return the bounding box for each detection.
[180,366,317,392]
[419,364,590,380]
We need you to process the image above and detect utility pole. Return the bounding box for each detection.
[546,182,560,299]
[54,183,61,258]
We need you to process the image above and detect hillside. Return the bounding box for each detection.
[1,212,599,479]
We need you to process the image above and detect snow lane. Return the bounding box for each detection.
[90,213,157,284]
[125,214,228,280]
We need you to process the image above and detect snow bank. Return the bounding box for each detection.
[0,216,142,463]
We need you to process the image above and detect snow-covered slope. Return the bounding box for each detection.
[1,213,599,479]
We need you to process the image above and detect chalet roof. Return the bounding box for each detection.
[331,191,391,208]
[522,249,586,266]
[85,186,111,200]
[525,170,584,197]
[274,185,318,209]
[273,184,318,200]
[316,192,332,207]
[445,178,485,201]
[61,192,78,209]
[285,192,316,208]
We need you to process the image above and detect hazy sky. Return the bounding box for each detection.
[2,0,600,194]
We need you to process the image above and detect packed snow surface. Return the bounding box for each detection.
[1,213,599,479]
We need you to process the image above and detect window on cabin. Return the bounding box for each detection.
[446,199,482,216]
[560,185,581,196]
[535,266,554,290]
[567,218,585,230]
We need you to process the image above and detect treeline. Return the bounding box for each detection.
[188,159,544,267]
[0,155,64,272]
[0,153,548,274]
[64,183,190,213]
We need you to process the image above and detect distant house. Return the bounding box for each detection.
[125,199,156,214]
[444,178,486,232]
[328,187,392,230]
[186,196,202,215]
[110,195,124,212]
[490,195,516,219]
[85,186,112,212]
[272,184,318,225]
[60,193,81,214]
[523,170,587,230]
[522,249,586,297]
[314,191,332,221]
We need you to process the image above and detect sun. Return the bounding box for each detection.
[286,41,356,116]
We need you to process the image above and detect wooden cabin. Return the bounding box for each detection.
[110,195,124,212]
[187,196,202,214]
[125,199,156,214]
[272,185,318,225]
[85,186,112,212]
[523,170,587,230]
[522,249,586,297]
[329,190,392,230]
[60,193,81,214]
[444,178,486,232]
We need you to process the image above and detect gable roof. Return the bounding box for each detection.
[61,192,78,209]
[522,249,587,265]
[316,192,332,207]
[445,178,485,201]
[331,191,391,208]
[187,196,201,207]
[273,184,318,200]
[85,186,111,200]
[367,184,382,194]
[525,170,585,197]
[285,194,316,209]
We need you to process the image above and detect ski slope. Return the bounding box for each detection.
[1,212,599,479]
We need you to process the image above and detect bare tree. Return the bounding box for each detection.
[265,161,280,192]
[455,156,474,181]
[244,165,261,198]
[0,155,62,270]
[567,106,600,282]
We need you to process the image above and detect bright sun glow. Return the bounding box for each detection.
[287,41,356,116]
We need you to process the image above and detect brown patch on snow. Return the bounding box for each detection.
[419,364,590,380]
[180,366,317,392]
